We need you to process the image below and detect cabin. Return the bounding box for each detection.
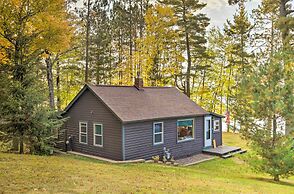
[59,78,224,161]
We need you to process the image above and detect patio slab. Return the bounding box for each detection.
[176,153,216,166]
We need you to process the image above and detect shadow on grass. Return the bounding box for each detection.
[250,177,294,187]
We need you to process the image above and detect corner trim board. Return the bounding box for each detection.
[122,125,125,161]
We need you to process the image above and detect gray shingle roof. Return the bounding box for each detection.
[85,84,208,123]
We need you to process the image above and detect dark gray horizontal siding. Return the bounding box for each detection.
[213,117,222,147]
[63,89,122,160]
[124,117,204,160]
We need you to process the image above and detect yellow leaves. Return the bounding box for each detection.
[41,52,50,59]
[0,0,73,55]
[30,0,73,53]
[0,38,11,64]
[130,5,182,86]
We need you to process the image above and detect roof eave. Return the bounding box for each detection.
[62,84,124,123]
[121,113,208,124]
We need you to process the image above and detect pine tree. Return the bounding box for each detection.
[224,0,253,131]
[161,0,210,97]
[240,50,294,181]
[0,0,66,154]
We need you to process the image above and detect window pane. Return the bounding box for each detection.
[154,123,162,133]
[177,119,193,141]
[95,135,102,146]
[206,120,211,139]
[81,126,87,133]
[177,120,193,127]
[95,124,102,135]
[80,123,87,133]
[154,134,162,143]
[214,120,220,131]
[81,134,87,143]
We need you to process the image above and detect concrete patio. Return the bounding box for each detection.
[176,153,216,166]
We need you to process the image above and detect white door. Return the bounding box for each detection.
[204,116,212,147]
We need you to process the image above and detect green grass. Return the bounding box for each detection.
[0,133,293,194]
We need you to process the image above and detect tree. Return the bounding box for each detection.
[0,0,67,154]
[240,50,294,181]
[227,0,293,48]
[224,0,253,131]
[161,0,210,97]
[133,5,183,86]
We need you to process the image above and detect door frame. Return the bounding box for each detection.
[204,116,212,147]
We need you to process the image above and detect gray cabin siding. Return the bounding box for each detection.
[63,89,122,160]
[124,116,204,160]
[212,117,222,147]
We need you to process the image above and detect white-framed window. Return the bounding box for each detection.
[79,122,88,144]
[93,123,103,147]
[177,119,194,142]
[214,119,220,131]
[153,122,164,145]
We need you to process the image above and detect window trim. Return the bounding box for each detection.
[177,118,195,143]
[153,122,164,145]
[79,121,88,144]
[93,123,103,147]
[214,119,220,132]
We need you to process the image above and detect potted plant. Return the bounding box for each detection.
[152,155,160,163]
[170,156,175,164]
[163,156,167,163]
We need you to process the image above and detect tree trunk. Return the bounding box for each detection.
[274,175,279,182]
[183,3,191,98]
[279,0,287,44]
[56,61,61,111]
[85,0,90,83]
[273,114,277,146]
[45,54,55,109]
[200,70,206,100]
[19,135,24,154]
[129,0,133,82]
[226,65,233,132]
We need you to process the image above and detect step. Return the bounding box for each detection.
[239,150,247,154]
[222,154,232,159]
[221,149,247,159]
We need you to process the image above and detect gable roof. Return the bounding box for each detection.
[64,84,209,123]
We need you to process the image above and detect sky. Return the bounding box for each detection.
[75,0,261,28]
[202,0,260,28]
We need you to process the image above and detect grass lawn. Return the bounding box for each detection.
[0,132,293,194]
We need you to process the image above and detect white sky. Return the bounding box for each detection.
[202,0,260,28]
[75,0,261,28]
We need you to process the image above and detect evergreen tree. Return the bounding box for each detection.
[240,50,294,181]
[0,0,66,154]
[161,0,210,97]
[224,0,253,131]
